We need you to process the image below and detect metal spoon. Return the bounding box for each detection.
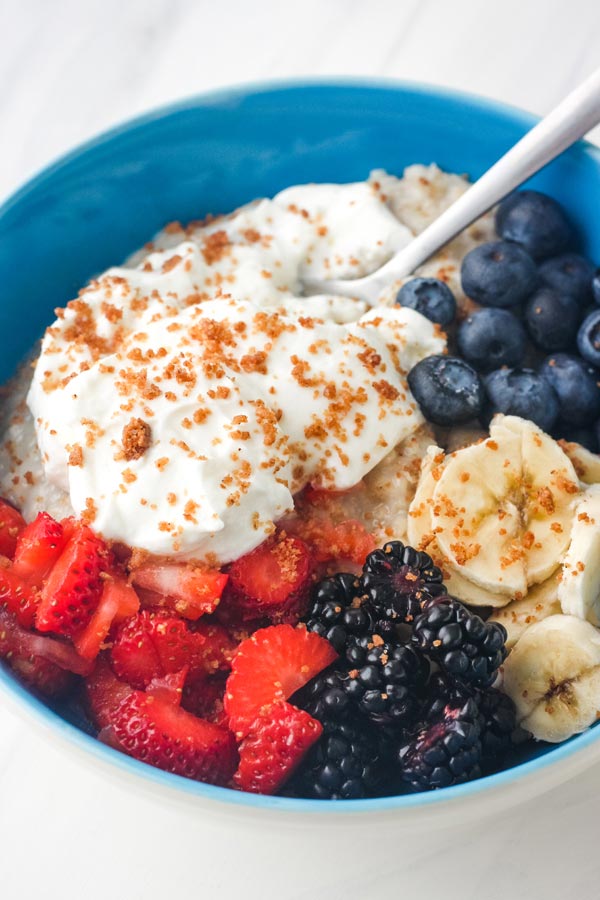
[304,66,600,305]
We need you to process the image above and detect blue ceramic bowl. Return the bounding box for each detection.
[1,80,600,821]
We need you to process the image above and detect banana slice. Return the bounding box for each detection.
[431,415,579,596]
[503,614,600,742]
[407,445,509,608]
[489,576,561,649]
[559,485,600,625]
[559,440,600,486]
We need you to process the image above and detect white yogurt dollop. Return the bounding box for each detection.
[26,178,445,563]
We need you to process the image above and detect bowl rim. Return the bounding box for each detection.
[2,76,600,815]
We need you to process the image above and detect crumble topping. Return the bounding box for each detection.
[122,418,152,461]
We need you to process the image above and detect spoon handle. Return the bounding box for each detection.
[341,66,600,302]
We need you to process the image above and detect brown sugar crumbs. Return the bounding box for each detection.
[122,418,152,461]
[201,230,231,265]
[68,444,84,467]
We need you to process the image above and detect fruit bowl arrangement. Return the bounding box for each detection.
[1,81,600,820]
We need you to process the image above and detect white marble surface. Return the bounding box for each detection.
[1,1,600,897]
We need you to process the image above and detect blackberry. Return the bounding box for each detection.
[289,719,385,799]
[477,687,517,771]
[361,541,446,627]
[398,697,482,790]
[291,667,352,724]
[412,597,507,687]
[424,673,517,771]
[342,634,428,728]
[306,572,373,653]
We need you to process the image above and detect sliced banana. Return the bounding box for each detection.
[431,415,579,596]
[559,439,600,486]
[489,576,561,650]
[559,485,600,626]
[503,614,600,743]
[407,444,509,608]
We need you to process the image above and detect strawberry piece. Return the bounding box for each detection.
[74,576,141,661]
[112,690,238,785]
[35,525,109,638]
[0,566,39,628]
[12,512,67,586]
[191,620,238,674]
[182,673,228,722]
[109,609,208,689]
[146,668,188,706]
[0,607,93,680]
[289,517,375,567]
[9,653,74,698]
[131,564,228,620]
[221,535,312,624]
[233,700,322,794]
[109,577,141,624]
[224,624,337,737]
[0,499,26,559]
[84,658,133,729]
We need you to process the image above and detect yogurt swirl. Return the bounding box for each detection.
[26,179,445,562]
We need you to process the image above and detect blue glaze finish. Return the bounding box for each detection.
[1,79,600,813]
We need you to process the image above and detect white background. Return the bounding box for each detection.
[1,1,600,897]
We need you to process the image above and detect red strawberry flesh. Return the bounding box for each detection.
[12,512,67,586]
[234,700,322,794]
[0,566,39,628]
[0,500,25,559]
[222,535,312,623]
[131,564,227,620]
[35,525,109,638]
[110,609,209,689]
[224,624,337,737]
[112,690,238,785]
[84,658,133,729]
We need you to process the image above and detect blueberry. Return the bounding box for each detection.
[593,270,600,305]
[495,190,574,261]
[461,241,537,308]
[408,355,484,426]
[539,354,600,426]
[538,253,595,306]
[396,277,456,326]
[553,422,599,453]
[457,308,526,372]
[577,309,600,367]
[524,287,581,351]
[483,368,559,432]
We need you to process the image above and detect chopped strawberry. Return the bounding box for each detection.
[0,566,39,628]
[9,653,74,698]
[289,517,375,567]
[0,607,93,682]
[74,576,141,661]
[84,658,133,729]
[108,576,141,624]
[112,690,238,785]
[146,668,188,706]
[224,624,337,737]
[220,535,312,624]
[109,609,208,689]
[35,524,109,638]
[12,512,67,586]
[191,620,238,674]
[130,564,228,620]
[182,672,228,722]
[233,700,322,794]
[0,499,26,559]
